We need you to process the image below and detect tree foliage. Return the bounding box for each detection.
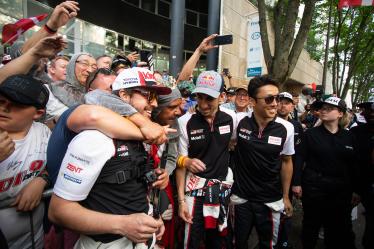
[306,0,374,106]
[257,0,318,85]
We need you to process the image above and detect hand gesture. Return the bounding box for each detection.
[184,158,206,173]
[161,204,173,221]
[0,129,15,162]
[197,34,218,54]
[12,177,46,211]
[152,168,169,189]
[30,36,67,59]
[46,1,80,31]
[127,52,139,63]
[118,213,163,243]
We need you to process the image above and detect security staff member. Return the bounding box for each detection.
[351,97,374,249]
[276,92,304,249]
[176,70,239,249]
[232,76,295,249]
[295,97,359,249]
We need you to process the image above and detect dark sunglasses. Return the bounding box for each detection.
[255,94,280,104]
[131,88,158,103]
[86,68,115,90]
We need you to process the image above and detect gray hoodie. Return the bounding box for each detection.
[49,53,91,107]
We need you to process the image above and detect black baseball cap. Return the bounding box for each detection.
[227,87,237,95]
[313,96,347,112]
[0,74,49,109]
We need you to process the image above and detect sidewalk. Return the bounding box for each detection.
[247,201,365,249]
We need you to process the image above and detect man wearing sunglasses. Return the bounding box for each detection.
[232,76,294,249]
[49,67,172,248]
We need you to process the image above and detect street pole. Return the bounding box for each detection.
[170,0,186,78]
[207,0,221,71]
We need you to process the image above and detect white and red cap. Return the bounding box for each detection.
[112,67,171,95]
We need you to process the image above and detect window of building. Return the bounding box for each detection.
[199,13,208,29]
[125,0,140,7]
[141,0,156,13]
[186,10,198,26]
[158,0,170,18]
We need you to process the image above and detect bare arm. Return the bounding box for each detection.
[177,34,218,83]
[281,155,293,217]
[67,105,144,140]
[0,36,66,83]
[21,1,79,53]
[48,194,162,243]
[176,167,192,223]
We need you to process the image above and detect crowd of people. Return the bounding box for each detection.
[0,1,373,249]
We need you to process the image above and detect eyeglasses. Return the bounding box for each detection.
[131,88,158,103]
[76,60,98,70]
[255,94,280,104]
[86,68,115,89]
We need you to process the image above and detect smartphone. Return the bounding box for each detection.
[223,68,229,75]
[140,50,150,62]
[214,35,233,45]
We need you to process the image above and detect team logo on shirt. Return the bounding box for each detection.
[345,145,353,150]
[117,145,129,157]
[66,163,83,173]
[238,128,251,140]
[0,160,45,193]
[190,129,204,135]
[63,173,82,184]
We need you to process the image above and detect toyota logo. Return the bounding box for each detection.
[251,32,261,40]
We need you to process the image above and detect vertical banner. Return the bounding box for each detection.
[247,14,263,77]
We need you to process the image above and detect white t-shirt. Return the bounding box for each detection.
[53,130,115,201]
[0,122,51,249]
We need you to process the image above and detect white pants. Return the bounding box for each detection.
[74,235,146,249]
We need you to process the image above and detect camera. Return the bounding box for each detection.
[144,169,158,184]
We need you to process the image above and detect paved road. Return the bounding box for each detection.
[248,201,365,249]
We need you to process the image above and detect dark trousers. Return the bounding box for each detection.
[277,214,292,248]
[361,195,374,249]
[302,194,356,249]
[234,201,280,249]
[183,196,226,249]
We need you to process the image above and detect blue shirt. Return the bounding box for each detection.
[47,105,78,185]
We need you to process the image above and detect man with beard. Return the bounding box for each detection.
[351,96,374,249]
[49,67,171,248]
[232,76,294,249]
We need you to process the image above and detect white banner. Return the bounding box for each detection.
[247,15,263,77]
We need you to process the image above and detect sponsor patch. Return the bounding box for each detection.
[268,136,282,146]
[63,173,82,184]
[219,125,231,135]
[66,163,83,173]
[240,127,252,135]
[191,135,205,141]
[190,129,204,135]
[345,145,353,150]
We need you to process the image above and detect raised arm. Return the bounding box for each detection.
[21,1,79,53]
[177,34,218,83]
[0,36,66,83]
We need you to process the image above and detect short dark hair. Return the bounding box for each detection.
[86,68,115,91]
[247,75,279,98]
[96,54,111,61]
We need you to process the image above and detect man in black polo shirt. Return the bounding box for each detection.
[351,96,374,249]
[176,70,239,249]
[232,76,294,249]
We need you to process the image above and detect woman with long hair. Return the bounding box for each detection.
[293,97,359,249]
